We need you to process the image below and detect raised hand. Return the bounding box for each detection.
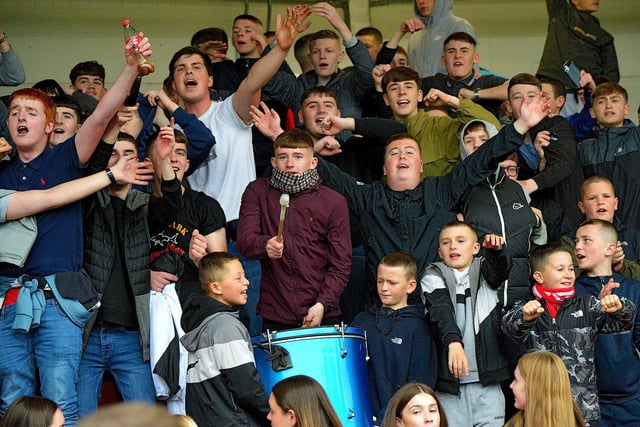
[320,115,354,135]
[612,242,626,272]
[189,229,209,266]
[314,136,342,156]
[579,70,596,91]
[155,117,176,161]
[249,102,284,141]
[146,89,178,113]
[253,33,268,56]
[598,277,621,300]
[522,299,545,322]
[514,92,550,133]
[311,2,344,30]
[372,64,390,91]
[275,6,311,52]
[482,234,504,251]
[102,105,141,145]
[458,87,474,100]
[399,17,425,34]
[125,33,152,67]
[196,40,228,62]
[423,88,460,108]
[534,130,551,170]
[292,4,313,32]
[113,105,139,129]
[0,137,11,158]
[600,294,623,313]
[110,154,154,186]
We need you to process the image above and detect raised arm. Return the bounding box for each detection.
[480,235,510,289]
[312,2,352,42]
[249,102,285,142]
[147,89,215,175]
[0,23,26,86]
[387,18,424,50]
[435,93,549,209]
[75,34,152,164]
[232,7,311,124]
[4,154,149,221]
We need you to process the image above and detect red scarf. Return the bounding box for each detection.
[532,283,575,319]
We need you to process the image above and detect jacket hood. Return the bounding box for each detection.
[459,119,500,161]
[414,0,453,26]
[97,188,150,211]
[368,303,425,335]
[575,273,624,292]
[384,181,424,222]
[180,293,236,338]
[595,119,637,135]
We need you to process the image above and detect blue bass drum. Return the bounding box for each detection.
[252,324,373,427]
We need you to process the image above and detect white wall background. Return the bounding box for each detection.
[3,0,639,114]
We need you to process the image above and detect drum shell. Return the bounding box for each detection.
[252,326,373,427]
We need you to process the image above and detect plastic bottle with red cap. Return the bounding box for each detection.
[121,19,155,75]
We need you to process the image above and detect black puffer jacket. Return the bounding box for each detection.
[503,294,636,422]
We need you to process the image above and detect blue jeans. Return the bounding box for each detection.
[0,299,82,425]
[228,240,263,336]
[77,324,156,417]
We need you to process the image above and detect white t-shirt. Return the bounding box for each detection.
[0,191,9,223]
[186,95,255,222]
[0,189,38,267]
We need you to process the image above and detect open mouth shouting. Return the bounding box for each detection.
[16,125,29,136]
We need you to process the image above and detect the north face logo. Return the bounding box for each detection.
[391,337,403,345]
[512,203,524,210]
[571,310,584,318]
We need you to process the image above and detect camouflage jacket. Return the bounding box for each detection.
[502,294,636,423]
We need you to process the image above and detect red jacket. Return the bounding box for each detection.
[237,178,351,325]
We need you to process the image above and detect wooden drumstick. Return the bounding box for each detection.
[276,193,289,242]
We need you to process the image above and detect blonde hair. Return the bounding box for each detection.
[77,403,183,427]
[173,415,198,427]
[504,351,586,427]
[379,252,417,281]
[198,252,239,294]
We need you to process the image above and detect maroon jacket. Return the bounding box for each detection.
[237,177,351,325]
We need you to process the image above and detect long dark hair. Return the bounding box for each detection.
[0,396,59,427]
[381,383,448,427]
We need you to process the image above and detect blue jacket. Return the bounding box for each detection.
[503,293,636,422]
[352,303,437,422]
[316,123,527,306]
[262,38,374,123]
[0,273,95,332]
[579,121,640,229]
[574,273,640,401]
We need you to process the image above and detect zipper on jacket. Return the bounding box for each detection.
[552,316,560,355]
[489,182,510,307]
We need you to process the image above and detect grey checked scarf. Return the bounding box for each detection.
[270,167,319,195]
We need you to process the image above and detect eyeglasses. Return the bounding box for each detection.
[502,166,520,177]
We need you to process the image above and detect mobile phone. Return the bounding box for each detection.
[124,74,142,106]
[562,61,582,89]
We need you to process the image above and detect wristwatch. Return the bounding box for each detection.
[473,87,481,101]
